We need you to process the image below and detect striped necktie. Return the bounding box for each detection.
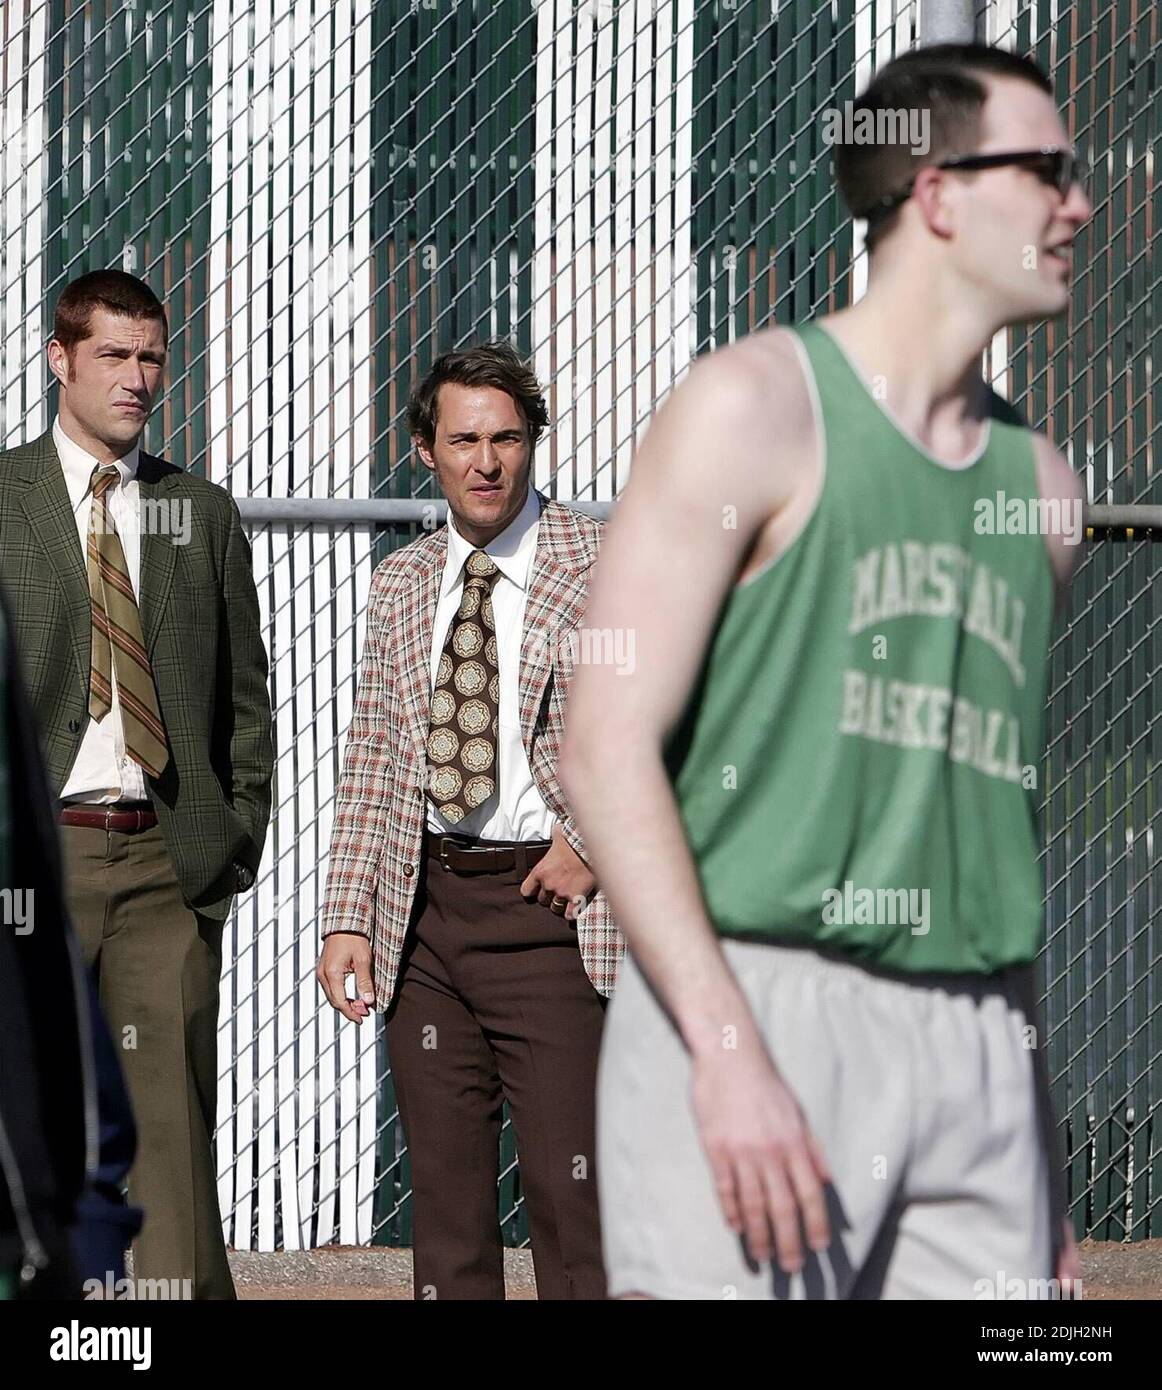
[87,463,169,778]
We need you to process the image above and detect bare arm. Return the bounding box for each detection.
[1029,436,1084,1284]
[1033,433,1085,613]
[559,331,829,1271]
[560,340,801,1050]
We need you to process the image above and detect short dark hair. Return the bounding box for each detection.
[52,269,168,357]
[834,43,1054,252]
[406,339,550,447]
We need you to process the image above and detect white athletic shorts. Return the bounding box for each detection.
[597,939,1053,1300]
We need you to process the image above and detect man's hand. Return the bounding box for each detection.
[691,1031,833,1274]
[317,932,375,1024]
[520,821,596,920]
[1056,1216,1082,1295]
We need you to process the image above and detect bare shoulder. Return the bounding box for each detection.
[681,328,814,435]
[1031,432,1085,591]
[632,327,817,510]
[1031,432,1083,501]
[707,327,817,459]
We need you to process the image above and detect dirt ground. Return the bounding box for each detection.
[230,1239,1162,1300]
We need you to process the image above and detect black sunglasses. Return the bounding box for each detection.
[870,147,1088,218]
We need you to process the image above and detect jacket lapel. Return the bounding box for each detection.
[394,530,448,770]
[18,432,91,698]
[518,497,592,760]
[135,454,179,655]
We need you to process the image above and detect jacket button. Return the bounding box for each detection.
[68,718,81,733]
[402,864,414,877]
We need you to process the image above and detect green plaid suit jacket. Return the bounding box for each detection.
[0,429,273,921]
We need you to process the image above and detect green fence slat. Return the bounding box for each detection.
[432,7,452,354]
[63,1,85,275]
[374,1034,413,1245]
[732,1,756,341]
[187,0,211,480]
[713,5,735,345]
[1129,0,1157,1240]
[452,0,473,344]
[693,0,715,352]
[1129,549,1151,1236]
[403,15,423,522]
[770,0,793,324]
[164,0,185,464]
[753,6,774,326]
[88,0,109,254]
[146,2,169,291]
[513,3,534,355]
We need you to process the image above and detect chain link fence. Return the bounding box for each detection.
[0,0,1157,1248]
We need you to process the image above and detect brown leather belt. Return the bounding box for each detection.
[59,802,158,833]
[427,833,551,875]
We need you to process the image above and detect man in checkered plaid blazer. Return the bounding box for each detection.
[318,341,624,1300]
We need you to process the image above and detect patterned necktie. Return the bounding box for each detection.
[87,463,169,778]
[426,549,501,824]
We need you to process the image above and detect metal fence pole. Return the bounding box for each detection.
[233,498,1162,533]
[920,0,977,45]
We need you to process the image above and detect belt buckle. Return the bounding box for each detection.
[439,836,491,873]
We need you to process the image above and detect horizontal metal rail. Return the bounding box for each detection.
[235,497,1162,533]
[236,497,611,522]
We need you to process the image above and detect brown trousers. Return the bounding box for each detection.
[385,830,608,1300]
[61,821,234,1300]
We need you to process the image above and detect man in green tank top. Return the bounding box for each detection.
[561,43,1089,1299]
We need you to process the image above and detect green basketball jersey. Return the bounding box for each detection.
[664,320,1057,973]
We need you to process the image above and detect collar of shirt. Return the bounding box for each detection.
[53,415,141,510]
[440,484,542,599]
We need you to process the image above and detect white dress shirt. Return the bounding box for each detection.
[54,415,149,804]
[426,485,556,841]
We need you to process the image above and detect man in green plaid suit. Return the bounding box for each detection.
[0,270,273,1300]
